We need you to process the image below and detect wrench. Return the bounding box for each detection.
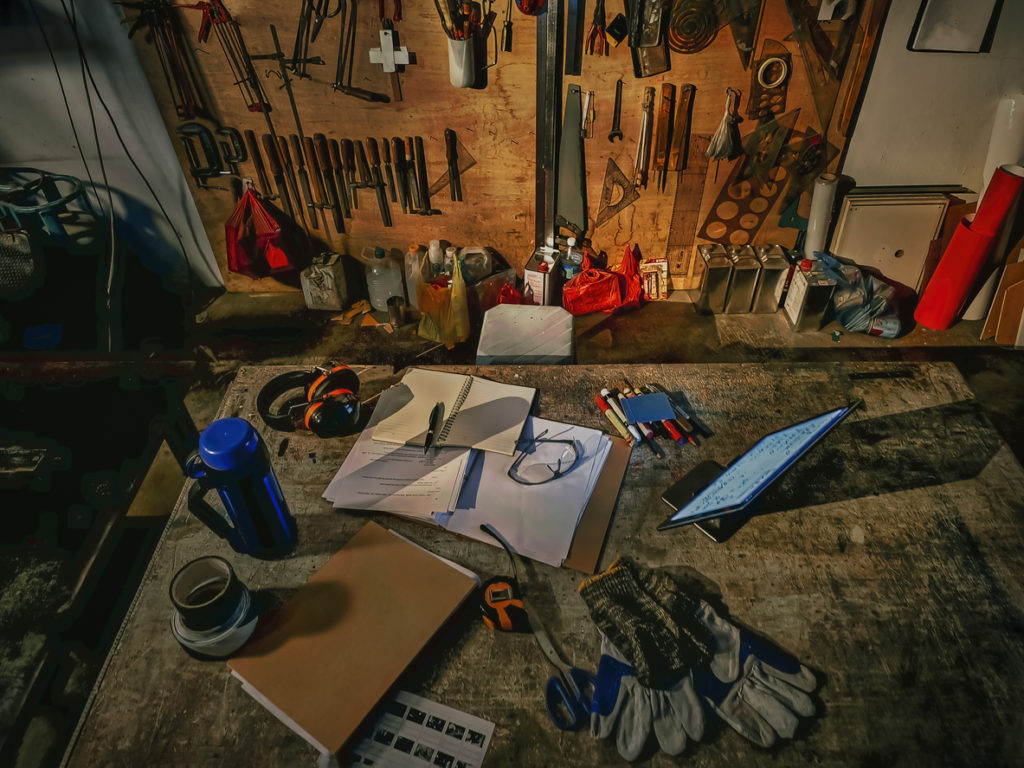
[608,79,624,142]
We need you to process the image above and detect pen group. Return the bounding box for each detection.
[592,381,704,459]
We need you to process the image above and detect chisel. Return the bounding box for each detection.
[653,83,675,193]
[289,134,319,229]
[260,134,293,219]
[404,136,421,213]
[314,133,346,230]
[381,138,398,203]
[363,138,392,227]
[413,136,432,214]
[243,129,271,195]
[303,135,332,232]
[327,138,352,218]
[444,128,462,202]
[340,139,359,210]
[391,137,410,214]
[276,136,308,230]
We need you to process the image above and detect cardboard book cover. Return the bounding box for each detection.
[227,521,478,755]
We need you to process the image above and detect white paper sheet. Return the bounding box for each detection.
[440,417,611,567]
[323,422,474,519]
[346,691,494,768]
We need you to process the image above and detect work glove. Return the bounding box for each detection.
[591,635,704,761]
[693,601,817,748]
[579,556,712,688]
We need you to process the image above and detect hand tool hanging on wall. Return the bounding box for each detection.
[582,90,595,139]
[564,0,586,75]
[668,83,695,173]
[183,0,268,112]
[176,122,223,189]
[290,134,319,230]
[390,137,409,213]
[595,158,639,227]
[501,0,514,51]
[584,0,607,56]
[314,134,346,231]
[556,84,587,235]
[290,0,336,80]
[259,134,294,219]
[444,129,463,202]
[358,140,392,227]
[653,84,675,192]
[333,1,390,102]
[243,129,271,193]
[633,86,655,189]
[413,136,436,216]
[216,126,247,178]
[340,139,360,210]
[739,109,799,183]
[369,2,410,102]
[725,0,765,69]
[326,139,353,218]
[303,135,333,232]
[381,139,398,203]
[277,136,309,230]
[608,79,624,142]
[123,0,210,119]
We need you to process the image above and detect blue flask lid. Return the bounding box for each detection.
[198,418,260,471]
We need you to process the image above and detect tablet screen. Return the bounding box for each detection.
[664,404,852,525]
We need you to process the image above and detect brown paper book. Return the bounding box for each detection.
[227,521,479,756]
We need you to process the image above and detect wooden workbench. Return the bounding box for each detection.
[62,363,1024,767]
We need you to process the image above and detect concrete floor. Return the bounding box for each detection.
[4,293,1023,767]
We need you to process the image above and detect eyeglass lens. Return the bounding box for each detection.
[512,441,577,484]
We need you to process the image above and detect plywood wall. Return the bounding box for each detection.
[131,0,885,293]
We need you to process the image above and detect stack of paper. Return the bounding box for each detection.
[323,380,612,567]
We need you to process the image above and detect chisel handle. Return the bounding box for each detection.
[244,129,270,192]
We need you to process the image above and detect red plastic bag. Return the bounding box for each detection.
[562,268,621,315]
[225,189,298,277]
[496,282,524,304]
[611,244,644,310]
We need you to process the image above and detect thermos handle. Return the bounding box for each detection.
[185,451,234,541]
[187,481,234,541]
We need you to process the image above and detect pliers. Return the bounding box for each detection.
[585,0,607,56]
[378,0,401,22]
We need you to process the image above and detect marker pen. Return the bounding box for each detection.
[593,395,631,442]
[600,387,628,424]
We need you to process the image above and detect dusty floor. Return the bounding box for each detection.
[2,294,1023,767]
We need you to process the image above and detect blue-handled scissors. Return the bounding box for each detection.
[479,524,594,731]
[523,598,595,731]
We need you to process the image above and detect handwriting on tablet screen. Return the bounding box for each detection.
[671,407,848,522]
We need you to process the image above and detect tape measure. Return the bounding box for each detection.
[479,576,530,632]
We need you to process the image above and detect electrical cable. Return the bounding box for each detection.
[35,0,199,320]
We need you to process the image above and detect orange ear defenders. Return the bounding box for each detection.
[256,363,360,438]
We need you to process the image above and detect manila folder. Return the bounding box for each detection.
[227,521,478,755]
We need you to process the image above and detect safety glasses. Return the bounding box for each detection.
[507,430,580,485]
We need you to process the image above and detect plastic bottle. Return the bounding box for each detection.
[366,247,404,312]
[562,236,583,279]
[427,240,444,278]
[405,244,423,311]
[444,246,458,277]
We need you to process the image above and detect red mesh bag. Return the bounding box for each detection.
[562,267,621,315]
[611,244,644,310]
[496,282,524,304]
[225,189,297,277]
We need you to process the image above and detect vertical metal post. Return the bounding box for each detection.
[535,0,564,247]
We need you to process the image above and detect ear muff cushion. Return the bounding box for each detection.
[307,366,359,402]
[257,370,312,432]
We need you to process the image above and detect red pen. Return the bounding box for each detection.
[594,394,631,443]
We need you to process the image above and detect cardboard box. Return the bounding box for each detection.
[639,257,670,300]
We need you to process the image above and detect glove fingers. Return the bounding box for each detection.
[648,688,689,756]
[756,660,818,697]
[698,602,742,682]
[665,674,706,741]
[714,693,780,749]
[616,687,652,761]
[737,680,802,742]
[751,663,817,717]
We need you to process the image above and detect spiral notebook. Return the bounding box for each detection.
[371,368,536,456]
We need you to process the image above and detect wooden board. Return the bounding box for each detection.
[64,362,1024,767]
[130,1,886,295]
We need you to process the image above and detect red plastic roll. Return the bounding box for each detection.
[914,215,995,330]
[972,163,1024,236]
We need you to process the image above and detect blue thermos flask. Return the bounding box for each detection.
[185,418,297,559]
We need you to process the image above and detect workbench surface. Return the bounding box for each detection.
[63,363,1024,767]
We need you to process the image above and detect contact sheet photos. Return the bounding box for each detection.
[347,691,494,768]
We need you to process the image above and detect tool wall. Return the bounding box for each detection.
[130,0,886,293]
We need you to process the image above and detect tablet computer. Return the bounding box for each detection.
[658,402,860,531]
